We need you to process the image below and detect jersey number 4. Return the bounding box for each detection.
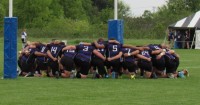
[51,47,58,54]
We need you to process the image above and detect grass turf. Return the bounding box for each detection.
[0,37,200,105]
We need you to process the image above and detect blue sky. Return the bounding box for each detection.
[121,0,168,17]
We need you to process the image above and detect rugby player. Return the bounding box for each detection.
[74,43,106,78]
[47,40,65,78]
[60,45,77,78]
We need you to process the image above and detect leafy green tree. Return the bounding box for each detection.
[49,0,64,19]
[14,0,52,28]
[59,0,88,20]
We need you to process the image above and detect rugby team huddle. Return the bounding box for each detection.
[18,38,189,79]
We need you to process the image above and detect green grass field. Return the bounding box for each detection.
[0,37,200,105]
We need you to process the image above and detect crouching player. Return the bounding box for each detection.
[75,43,106,78]
[137,47,164,78]
[91,38,108,78]
[122,47,139,79]
[148,44,166,78]
[47,40,65,78]
[35,42,48,77]
[60,45,76,78]
[164,49,179,78]
[106,38,123,79]
[19,42,47,77]
[137,47,153,78]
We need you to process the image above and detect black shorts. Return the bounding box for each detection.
[106,59,121,73]
[21,61,35,73]
[138,60,152,72]
[36,60,48,70]
[60,56,75,72]
[21,38,26,43]
[91,57,106,75]
[165,56,177,73]
[122,61,137,73]
[152,56,165,70]
[48,60,59,75]
[75,58,90,75]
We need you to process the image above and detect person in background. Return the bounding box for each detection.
[185,30,190,49]
[176,31,182,49]
[168,29,174,48]
[21,29,27,48]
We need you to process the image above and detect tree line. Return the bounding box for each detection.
[0,0,200,39]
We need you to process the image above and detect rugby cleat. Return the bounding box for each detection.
[111,72,116,79]
[130,74,135,79]
[55,71,60,79]
[92,71,97,79]
[151,72,158,79]
[178,71,185,78]
[24,72,34,77]
[167,73,175,79]
[183,69,189,77]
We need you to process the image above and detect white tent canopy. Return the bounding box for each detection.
[169,11,200,29]
[169,11,200,49]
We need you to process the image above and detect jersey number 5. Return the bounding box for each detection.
[113,45,118,52]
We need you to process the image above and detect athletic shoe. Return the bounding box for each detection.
[70,70,76,79]
[167,73,175,79]
[41,71,47,77]
[184,69,189,77]
[130,74,135,79]
[178,71,185,78]
[105,74,109,78]
[151,73,158,79]
[18,69,22,76]
[111,72,116,79]
[24,72,33,77]
[92,71,97,79]
[55,71,60,79]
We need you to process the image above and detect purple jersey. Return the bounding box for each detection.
[92,42,106,58]
[106,43,122,57]
[122,48,136,62]
[21,54,29,62]
[26,48,38,64]
[140,50,152,58]
[63,49,76,59]
[36,44,48,62]
[165,50,175,60]
[148,44,161,51]
[47,44,64,58]
[75,44,95,62]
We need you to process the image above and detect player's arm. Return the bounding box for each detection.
[34,51,47,57]
[62,45,76,51]
[47,50,57,61]
[93,50,106,61]
[107,52,123,61]
[108,40,120,44]
[153,49,165,59]
[124,50,139,57]
[168,50,180,58]
[136,54,151,62]
[123,45,145,51]
[151,49,162,55]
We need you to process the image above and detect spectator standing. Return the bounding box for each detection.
[176,31,182,49]
[168,29,174,48]
[21,29,27,48]
[185,30,190,49]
